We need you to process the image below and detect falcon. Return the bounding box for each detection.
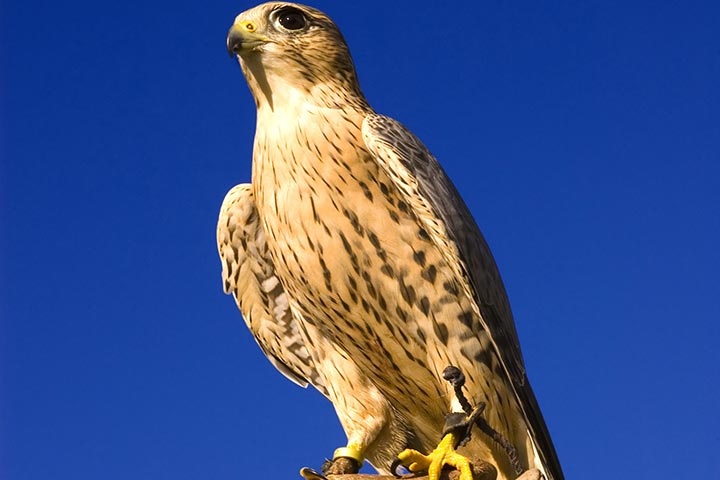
[218,3,563,480]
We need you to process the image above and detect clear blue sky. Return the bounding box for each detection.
[2,1,719,479]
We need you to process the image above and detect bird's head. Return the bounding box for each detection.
[227,2,367,110]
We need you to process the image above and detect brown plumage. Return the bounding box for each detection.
[217,3,562,479]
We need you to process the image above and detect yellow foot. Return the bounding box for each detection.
[398,432,474,480]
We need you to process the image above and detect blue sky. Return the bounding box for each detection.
[1,0,719,479]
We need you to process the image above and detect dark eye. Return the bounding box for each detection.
[277,8,306,30]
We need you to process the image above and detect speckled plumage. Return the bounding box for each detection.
[217,3,562,479]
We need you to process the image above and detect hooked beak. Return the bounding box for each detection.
[226,23,267,57]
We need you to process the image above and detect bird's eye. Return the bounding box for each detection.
[276,8,306,31]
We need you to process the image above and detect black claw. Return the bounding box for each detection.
[390,458,405,478]
[299,467,328,480]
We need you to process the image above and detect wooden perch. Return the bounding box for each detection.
[301,460,542,480]
[323,469,541,480]
[325,460,495,480]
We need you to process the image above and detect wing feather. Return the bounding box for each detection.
[217,184,327,395]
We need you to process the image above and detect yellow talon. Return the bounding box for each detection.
[398,432,474,480]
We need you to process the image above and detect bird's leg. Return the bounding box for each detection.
[301,418,365,478]
[396,366,516,480]
[319,382,387,475]
[303,347,393,476]
[443,368,523,476]
[320,395,387,475]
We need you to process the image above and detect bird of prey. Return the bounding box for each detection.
[218,3,563,480]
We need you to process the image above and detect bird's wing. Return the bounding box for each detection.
[362,114,562,479]
[217,184,327,395]
[362,114,523,380]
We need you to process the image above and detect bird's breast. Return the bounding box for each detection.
[249,109,493,425]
